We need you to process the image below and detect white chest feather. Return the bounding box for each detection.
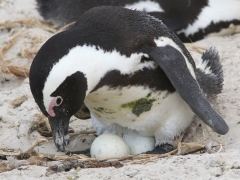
[85,86,195,142]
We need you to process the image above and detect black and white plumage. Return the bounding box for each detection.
[36,0,240,42]
[30,6,228,153]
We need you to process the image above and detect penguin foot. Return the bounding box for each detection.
[146,143,174,154]
[66,149,91,157]
[0,155,7,160]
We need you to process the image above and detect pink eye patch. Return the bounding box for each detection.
[48,96,63,117]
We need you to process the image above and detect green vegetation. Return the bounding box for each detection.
[121,93,156,116]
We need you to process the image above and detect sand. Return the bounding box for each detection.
[0,0,240,179]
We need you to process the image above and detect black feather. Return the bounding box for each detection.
[196,48,224,96]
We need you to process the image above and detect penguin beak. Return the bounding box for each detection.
[48,116,70,152]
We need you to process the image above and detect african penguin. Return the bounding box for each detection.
[36,0,240,42]
[30,6,228,153]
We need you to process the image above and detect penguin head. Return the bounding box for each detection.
[31,70,87,151]
[46,72,87,151]
[30,70,87,151]
[30,33,88,151]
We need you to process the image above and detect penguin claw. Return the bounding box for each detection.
[146,144,174,154]
[0,155,7,160]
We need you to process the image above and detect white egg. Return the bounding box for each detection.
[123,134,156,154]
[90,133,130,159]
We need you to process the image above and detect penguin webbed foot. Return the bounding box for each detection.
[0,155,7,160]
[146,143,174,154]
[66,149,91,157]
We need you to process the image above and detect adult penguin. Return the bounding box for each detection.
[36,0,240,42]
[30,6,228,153]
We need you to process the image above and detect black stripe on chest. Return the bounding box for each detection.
[91,67,176,93]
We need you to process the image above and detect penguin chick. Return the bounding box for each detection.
[30,6,228,153]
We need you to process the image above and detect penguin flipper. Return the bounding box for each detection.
[142,45,228,135]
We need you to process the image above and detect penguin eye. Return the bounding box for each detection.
[56,96,63,106]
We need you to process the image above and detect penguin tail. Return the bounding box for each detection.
[196,47,224,96]
[36,0,54,21]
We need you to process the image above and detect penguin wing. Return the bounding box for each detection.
[142,44,229,135]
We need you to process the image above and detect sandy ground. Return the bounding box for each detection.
[0,0,240,179]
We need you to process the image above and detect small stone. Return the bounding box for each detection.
[124,169,139,177]
[210,167,223,177]
[232,162,240,169]
[17,165,29,170]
